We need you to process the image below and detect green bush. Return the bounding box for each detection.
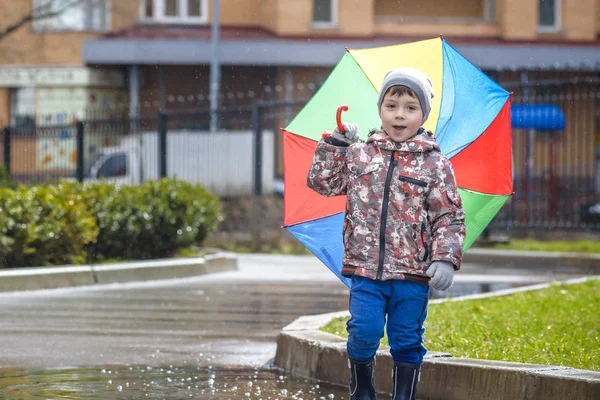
[84,179,222,262]
[0,178,222,268]
[0,183,98,267]
[0,164,14,188]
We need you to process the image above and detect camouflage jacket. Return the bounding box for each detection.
[307,129,466,281]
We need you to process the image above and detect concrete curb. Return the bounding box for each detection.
[0,253,237,292]
[0,265,96,292]
[464,248,600,273]
[274,278,600,400]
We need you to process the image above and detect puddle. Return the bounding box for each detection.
[0,365,349,399]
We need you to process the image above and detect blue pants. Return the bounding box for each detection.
[346,275,429,364]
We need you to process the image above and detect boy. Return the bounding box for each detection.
[307,68,466,400]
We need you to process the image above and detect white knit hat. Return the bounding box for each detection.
[377,67,435,123]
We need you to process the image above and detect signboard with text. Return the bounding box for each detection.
[0,67,123,87]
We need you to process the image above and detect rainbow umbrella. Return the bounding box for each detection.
[282,37,513,287]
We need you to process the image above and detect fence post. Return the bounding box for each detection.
[158,112,168,178]
[3,127,10,176]
[252,103,263,195]
[595,84,600,194]
[76,121,84,182]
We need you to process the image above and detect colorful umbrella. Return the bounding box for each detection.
[282,37,513,287]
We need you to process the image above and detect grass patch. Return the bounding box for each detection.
[321,279,600,371]
[173,245,208,258]
[478,239,600,254]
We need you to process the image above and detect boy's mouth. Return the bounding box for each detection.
[392,125,407,131]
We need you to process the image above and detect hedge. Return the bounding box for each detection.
[0,179,222,268]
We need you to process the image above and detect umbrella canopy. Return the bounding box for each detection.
[282,37,513,287]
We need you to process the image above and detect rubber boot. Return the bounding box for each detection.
[348,358,377,400]
[391,361,420,400]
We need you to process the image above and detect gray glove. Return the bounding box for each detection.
[426,261,455,291]
[331,122,359,145]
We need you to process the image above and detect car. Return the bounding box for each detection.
[580,201,600,225]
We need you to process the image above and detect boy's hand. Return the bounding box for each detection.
[426,261,454,291]
[331,122,359,145]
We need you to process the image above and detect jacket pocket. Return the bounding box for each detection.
[398,174,430,201]
[408,222,427,263]
[420,222,430,262]
[343,214,357,253]
[347,155,385,176]
[399,175,428,187]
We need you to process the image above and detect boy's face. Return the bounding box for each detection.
[379,91,424,143]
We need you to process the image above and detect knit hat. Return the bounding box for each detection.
[377,67,435,123]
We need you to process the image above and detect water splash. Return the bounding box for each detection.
[0,365,349,399]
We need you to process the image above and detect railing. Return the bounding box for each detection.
[0,102,306,197]
[490,78,600,231]
[2,85,599,231]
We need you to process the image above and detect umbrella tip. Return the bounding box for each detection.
[345,47,349,51]
[280,127,284,131]
[439,34,443,39]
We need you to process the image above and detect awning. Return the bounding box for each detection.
[83,26,600,71]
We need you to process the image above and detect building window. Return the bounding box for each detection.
[165,0,178,16]
[538,0,561,32]
[313,0,337,28]
[11,88,36,128]
[141,0,207,23]
[32,0,110,32]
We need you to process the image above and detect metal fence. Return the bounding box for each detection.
[2,83,600,231]
[0,101,306,197]
[2,116,157,185]
[490,78,600,231]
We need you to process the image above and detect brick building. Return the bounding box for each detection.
[1,0,599,122]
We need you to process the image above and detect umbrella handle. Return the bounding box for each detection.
[336,105,349,133]
[321,105,350,139]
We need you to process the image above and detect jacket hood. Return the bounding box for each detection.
[366,128,440,153]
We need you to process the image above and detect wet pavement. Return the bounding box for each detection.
[0,254,588,399]
[0,365,348,399]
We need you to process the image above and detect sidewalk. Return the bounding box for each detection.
[1,248,598,293]
[463,248,600,274]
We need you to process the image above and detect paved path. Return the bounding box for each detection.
[0,254,348,370]
[0,254,583,370]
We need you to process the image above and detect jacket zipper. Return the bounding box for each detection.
[376,151,397,280]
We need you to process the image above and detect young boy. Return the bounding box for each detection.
[307,68,466,400]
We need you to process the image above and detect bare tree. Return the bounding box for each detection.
[0,0,84,42]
